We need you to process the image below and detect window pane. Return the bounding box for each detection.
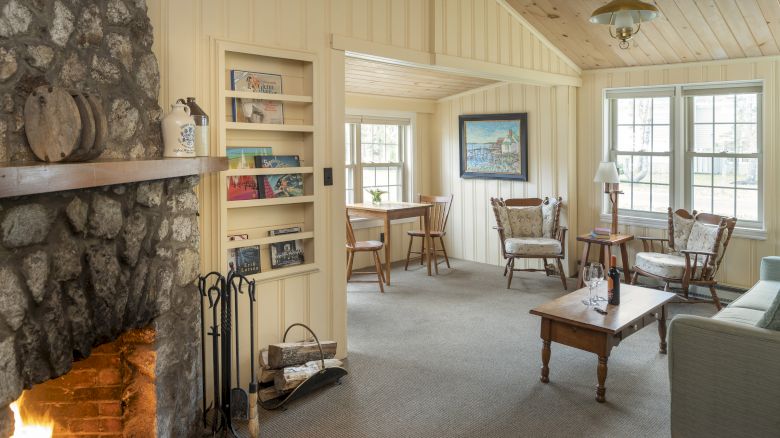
[388,186,401,202]
[617,99,634,125]
[634,125,652,151]
[713,157,735,187]
[713,187,735,217]
[714,123,735,153]
[619,184,632,210]
[694,96,713,123]
[652,156,670,184]
[635,98,652,124]
[362,167,375,187]
[693,157,712,185]
[714,95,735,123]
[653,125,669,152]
[633,183,651,211]
[693,124,713,152]
[736,158,758,189]
[736,190,758,221]
[375,167,388,186]
[693,186,712,212]
[736,94,757,123]
[651,184,669,213]
[736,123,757,153]
[632,155,651,183]
[617,126,634,151]
[653,97,670,124]
[617,155,632,182]
[345,124,352,165]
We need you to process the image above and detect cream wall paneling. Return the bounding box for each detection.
[578,59,780,289]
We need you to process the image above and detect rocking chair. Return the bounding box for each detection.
[631,208,737,310]
[491,197,568,290]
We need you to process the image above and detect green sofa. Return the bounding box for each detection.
[668,256,780,438]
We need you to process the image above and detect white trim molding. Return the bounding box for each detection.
[599,213,767,240]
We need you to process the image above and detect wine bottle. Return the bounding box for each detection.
[608,254,620,305]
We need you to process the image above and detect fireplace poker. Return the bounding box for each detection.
[229,271,249,421]
[247,280,260,438]
[207,285,222,434]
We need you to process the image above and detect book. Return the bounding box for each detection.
[254,155,304,199]
[230,70,284,124]
[269,226,304,269]
[226,147,272,201]
[228,245,261,276]
[593,227,611,235]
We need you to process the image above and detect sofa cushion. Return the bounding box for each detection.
[756,291,780,331]
[506,206,543,238]
[635,252,703,279]
[729,280,780,312]
[714,307,767,326]
[505,237,561,256]
[541,200,557,238]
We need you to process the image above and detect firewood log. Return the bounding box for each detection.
[259,349,269,369]
[259,368,277,384]
[258,386,288,403]
[267,340,337,369]
[273,359,343,391]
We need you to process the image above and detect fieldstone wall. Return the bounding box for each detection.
[0,177,203,438]
[0,0,162,161]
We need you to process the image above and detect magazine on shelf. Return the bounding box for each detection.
[228,245,261,276]
[226,147,272,201]
[254,155,304,199]
[269,226,304,269]
[230,70,284,124]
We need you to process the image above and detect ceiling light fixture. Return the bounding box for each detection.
[589,0,659,49]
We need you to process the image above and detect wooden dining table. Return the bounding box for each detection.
[346,202,437,285]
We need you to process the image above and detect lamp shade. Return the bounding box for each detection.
[594,161,620,183]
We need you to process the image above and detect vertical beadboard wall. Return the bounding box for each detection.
[432,83,578,273]
[578,59,780,289]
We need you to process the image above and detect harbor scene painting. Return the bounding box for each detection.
[459,113,528,181]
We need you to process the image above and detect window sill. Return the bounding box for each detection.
[349,216,418,230]
[599,213,767,240]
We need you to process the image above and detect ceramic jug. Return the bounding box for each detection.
[162,102,196,157]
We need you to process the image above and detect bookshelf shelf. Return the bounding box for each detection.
[216,39,321,280]
[225,122,314,132]
[225,166,313,177]
[225,231,314,249]
[226,195,315,209]
[224,90,313,103]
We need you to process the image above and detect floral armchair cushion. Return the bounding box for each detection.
[686,221,724,254]
[671,212,695,253]
[541,199,558,238]
[500,205,543,238]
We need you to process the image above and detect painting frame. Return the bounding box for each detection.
[459,113,528,181]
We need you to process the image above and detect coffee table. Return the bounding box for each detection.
[529,284,675,402]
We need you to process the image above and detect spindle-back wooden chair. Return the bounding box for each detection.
[404,194,453,270]
[346,211,386,292]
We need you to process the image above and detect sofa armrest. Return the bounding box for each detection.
[668,315,780,438]
[760,256,780,282]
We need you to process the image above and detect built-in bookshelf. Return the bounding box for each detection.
[215,39,320,281]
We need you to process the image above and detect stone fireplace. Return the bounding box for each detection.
[0,1,216,437]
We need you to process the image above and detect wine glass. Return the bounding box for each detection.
[590,263,605,305]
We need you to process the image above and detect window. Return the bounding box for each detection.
[605,82,763,233]
[345,116,410,204]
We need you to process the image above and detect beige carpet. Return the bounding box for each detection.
[257,259,716,437]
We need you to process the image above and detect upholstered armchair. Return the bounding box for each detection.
[631,208,737,310]
[490,197,568,290]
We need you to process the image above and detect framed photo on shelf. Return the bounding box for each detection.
[458,113,528,181]
[230,70,284,124]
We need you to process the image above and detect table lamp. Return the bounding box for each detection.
[594,161,621,234]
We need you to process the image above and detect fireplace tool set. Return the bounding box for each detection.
[199,268,259,437]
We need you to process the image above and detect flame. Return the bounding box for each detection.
[9,401,53,438]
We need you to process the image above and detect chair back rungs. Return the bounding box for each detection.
[418,194,453,233]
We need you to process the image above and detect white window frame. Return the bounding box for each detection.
[345,110,417,229]
[602,81,766,240]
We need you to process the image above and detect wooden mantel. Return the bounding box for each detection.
[0,157,228,198]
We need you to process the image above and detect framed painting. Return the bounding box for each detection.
[459,113,528,181]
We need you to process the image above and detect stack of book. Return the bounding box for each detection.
[590,227,611,240]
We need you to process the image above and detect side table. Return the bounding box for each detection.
[576,233,634,288]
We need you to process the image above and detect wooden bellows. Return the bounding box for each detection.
[24,86,107,162]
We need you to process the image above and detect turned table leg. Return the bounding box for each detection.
[541,340,551,383]
[658,305,668,354]
[596,355,609,403]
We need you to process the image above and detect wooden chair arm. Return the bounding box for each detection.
[637,236,669,253]
[638,237,669,242]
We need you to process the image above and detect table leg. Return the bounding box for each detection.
[605,245,612,265]
[596,355,609,403]
[541,340,551,383]
[577,242,592,288]
[598,244,606,266]
[658,305,668,354]
[384,215,391,285]
[423,210,434,276]
[619,243,631,283]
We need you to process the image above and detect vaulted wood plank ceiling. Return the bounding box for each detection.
[507,0,780,69]
[345,56,497,100]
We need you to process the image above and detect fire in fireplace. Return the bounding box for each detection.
[9,398,53,438]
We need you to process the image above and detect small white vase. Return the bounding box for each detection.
[162,102,196,157]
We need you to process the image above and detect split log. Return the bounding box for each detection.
[274,359,343,391]
[259,349,269,369]
[267,340,337,369]
[258,386,288,403]
[259,368,278,384]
